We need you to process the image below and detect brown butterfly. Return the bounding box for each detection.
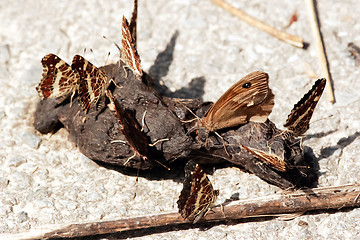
[121,15,142,78]
[197,71,275,132]
[106,90,149,164]
[36,54,78,103]
[241,145,287,172]
[129,0,138,48]
[106,90,169,169]
[37,54,109,111]
[177,162,219,223]
[283,78,326,137]
[72,55,109,111]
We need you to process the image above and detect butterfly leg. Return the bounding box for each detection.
[140,110,147,132]
[149,138,169,147]
[109,78,123,89]
[220,203,226,219]
[121,61,129,78]
[288,137,303,150]
[124,152,137,166]
[69,90,77,107]
[214,131,230,157]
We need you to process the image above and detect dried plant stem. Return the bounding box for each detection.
[305,0,335,103]
[8,183,360,239]
[211,0,305,48]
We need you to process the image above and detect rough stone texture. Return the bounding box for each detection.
[1,0,360,239]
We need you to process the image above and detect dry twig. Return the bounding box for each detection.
[211,0,305,48]
[7,183,360,239]
[305,0,335,103]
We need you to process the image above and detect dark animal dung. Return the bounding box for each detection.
[34,12,321,189]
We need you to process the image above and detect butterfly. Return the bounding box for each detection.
[36,54,109,111]
[106,90,169,169]
[36,54,78,102]
[128,0,138,49]
[71,55,109,110]
[197,71,275,132]
[105,90,149,164]
[241,145,287,172]
[121,15,142,78]
[283,78,326,137]
[177,162,219,223]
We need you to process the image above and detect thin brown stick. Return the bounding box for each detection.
[211,0,305,48]
[305,0,335,103]
[7,183,360,239]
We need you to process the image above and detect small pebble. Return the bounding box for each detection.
[18,211,29,223]
[8,172,32,190]
[0,177,9,189]
[20,131,41,149]
[8,155,26,167]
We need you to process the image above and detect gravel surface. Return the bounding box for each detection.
[1,0,360,239]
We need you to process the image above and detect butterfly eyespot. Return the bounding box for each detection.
[242,82,251,88]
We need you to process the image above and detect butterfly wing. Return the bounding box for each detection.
[71,55,108,111]
[242,145,287,172]
[178,162,219,223]
[200,71,274,131]
[36,54,77,100]
[129,0,138,48]
[106,90,149,161]
[121,16,142,78]
[284,78,326,136]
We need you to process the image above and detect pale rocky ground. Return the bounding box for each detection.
[1,0,360,239]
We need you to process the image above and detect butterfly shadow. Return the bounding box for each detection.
[300,146,320,188]
[94,159,188,182]
[148,30,205,100]
[94,157,231,184]
[317,131,360,160]
[303,129,337,140]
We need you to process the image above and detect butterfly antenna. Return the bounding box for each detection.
[89,48,99,66]
[174,99,200,121]
[153,159,170,171]
[105,52,110,65]
[310,114,334,124]
[102,35,122,55]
